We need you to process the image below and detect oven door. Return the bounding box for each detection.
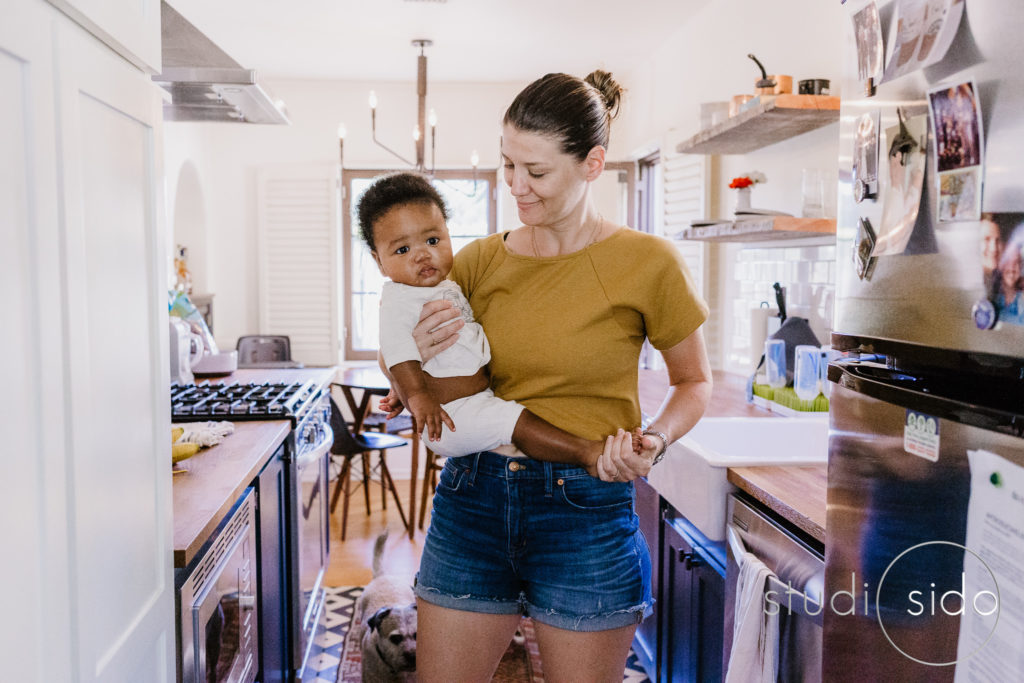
[188,505,258,683]
[292,420,333,674]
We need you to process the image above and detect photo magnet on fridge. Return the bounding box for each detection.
[882,0,965,84]
[852,1,884,95]
[928,80,984,223]
[976,213,1024,328]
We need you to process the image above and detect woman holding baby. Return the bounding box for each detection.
[406,70,712,681]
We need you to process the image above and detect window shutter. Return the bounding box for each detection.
[256,164,340,366]
[661,149,719,366]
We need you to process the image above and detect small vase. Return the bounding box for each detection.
[735,186,752,212]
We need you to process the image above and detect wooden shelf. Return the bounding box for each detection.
[676,95,840,155]
[678,216,836,243]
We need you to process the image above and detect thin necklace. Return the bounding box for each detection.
[531,215,604,257]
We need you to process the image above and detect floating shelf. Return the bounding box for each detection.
[676,95,840,155]
[678,216,836,243]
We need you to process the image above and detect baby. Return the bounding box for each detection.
[358,172,623,466]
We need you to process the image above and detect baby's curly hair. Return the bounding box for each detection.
[357,172,450,251]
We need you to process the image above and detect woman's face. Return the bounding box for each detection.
[980,219,1003,272]
[500,124,594,228]
[1002,249,1022,292]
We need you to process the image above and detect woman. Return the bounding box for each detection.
[994,229,1024,325]
[407,70,712,681]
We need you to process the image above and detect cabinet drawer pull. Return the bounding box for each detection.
[681,552,704,570]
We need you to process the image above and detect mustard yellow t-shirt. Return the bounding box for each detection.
[450,228,709,439]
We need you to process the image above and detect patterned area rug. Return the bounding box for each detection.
[303,586,649,682]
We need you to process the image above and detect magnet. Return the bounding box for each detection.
[972,298,997,330]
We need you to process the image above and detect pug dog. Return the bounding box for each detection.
[354,529,417,682]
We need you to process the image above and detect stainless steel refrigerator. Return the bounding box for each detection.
[825,1,1024,680]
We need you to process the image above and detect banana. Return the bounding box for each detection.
[172,442,201,463]
[171,426,184,442]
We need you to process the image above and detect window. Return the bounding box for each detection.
[342,169,497,360]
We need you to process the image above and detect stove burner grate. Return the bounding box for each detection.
[171,380,316,422]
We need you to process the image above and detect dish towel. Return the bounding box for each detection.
[177,421,235,447]
[726,548,780,683]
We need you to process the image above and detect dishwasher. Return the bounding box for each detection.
[724,493,824,682]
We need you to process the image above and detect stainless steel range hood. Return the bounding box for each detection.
[153,2,290,125]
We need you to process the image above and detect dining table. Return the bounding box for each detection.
[333,365,420,539]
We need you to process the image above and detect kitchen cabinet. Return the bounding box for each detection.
[634,477,663,677]
[45,0,162,73]
[660,513,726,683]
[3,1,173,680]
[634,482,726,683]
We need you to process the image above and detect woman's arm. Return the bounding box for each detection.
[597,327,713,482]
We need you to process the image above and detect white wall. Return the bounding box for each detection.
[616,0,848,371]
[164,78,524,350]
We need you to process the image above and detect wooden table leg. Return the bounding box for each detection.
[407,430,418,539]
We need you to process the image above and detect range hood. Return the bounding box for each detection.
[153,2,289,125]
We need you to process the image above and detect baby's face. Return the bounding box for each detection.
[371,202,453,288]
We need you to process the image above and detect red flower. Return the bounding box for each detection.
[729,177,754,189]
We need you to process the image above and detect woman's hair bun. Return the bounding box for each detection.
[585,70,623,119]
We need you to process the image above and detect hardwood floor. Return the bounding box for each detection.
[324,473,426,586]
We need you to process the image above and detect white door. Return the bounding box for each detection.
[0,3,66,680]
[54,17,175,683]
[0,2,174,680]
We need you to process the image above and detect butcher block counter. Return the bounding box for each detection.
[727,466,827,545]
[641,368,828,545]
[172,366,337,568]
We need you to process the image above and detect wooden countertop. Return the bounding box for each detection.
[727,465,827,545]
[173,420,290,567]
[173,366,338,568]
[642,368,827,545]
[638,368,773,419]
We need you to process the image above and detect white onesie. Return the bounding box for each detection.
[378,280,523,457]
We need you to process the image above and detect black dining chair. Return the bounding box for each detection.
[326,395,409,541]
[235,335,304,368]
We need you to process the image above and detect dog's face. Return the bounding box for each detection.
[363,604,417,674]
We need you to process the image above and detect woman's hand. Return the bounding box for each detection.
[414,299,465,362]
[596,428,656,482]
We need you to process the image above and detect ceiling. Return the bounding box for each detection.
[168,0,697,83]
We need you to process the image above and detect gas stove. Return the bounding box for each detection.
[170,380,320,423]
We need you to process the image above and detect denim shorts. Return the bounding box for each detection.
[414,451,654,632]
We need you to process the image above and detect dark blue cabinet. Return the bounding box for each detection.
[634,477,726,683]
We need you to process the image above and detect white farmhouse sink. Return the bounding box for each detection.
[646,416,828,542]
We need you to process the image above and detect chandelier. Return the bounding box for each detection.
[337,39,479,176]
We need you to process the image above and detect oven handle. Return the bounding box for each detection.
[727,525,825,626]
[296,424,334,469]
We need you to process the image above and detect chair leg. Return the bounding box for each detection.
[418,449,435,530]
[378,456,409,532]
[379,451,388,511]
[361,452,372,515]
[329,457,349,514]
[341,458,353,542]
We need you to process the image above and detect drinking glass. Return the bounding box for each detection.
[765,339,787,388]
[794,345,821,401]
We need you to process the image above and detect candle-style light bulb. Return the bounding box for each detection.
[413,126,421,142]
[337,123,347,140]
[368,91,378,109]
[470,150,480,168]
[428,109,437,128]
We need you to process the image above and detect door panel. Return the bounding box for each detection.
[55,19,173,683]
[0,5,64,680]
